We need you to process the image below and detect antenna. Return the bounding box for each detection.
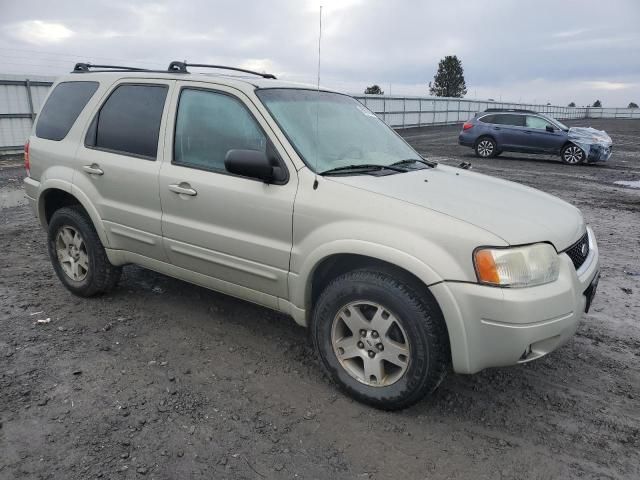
[313,5,322,190]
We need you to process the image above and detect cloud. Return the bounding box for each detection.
[0,0,638,106]
[7,20,74,45]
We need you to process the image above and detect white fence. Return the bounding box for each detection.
[1,75,639,154]
[0,74,54,154]
[352,95,640,128]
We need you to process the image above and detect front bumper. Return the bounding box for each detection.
[432,227,600,374]
[585,144,612,163]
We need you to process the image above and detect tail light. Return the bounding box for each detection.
[462,122,474,131]
[24,140,30,177]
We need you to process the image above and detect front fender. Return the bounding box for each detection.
[290,239,444,311]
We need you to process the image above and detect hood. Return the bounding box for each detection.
[328,165,585,251]
[568,127,612,146]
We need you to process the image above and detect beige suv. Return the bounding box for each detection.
[24,62,600,409]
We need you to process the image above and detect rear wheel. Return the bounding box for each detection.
[48,206,121,296]
[475,137,497,158]
[311,269,449,410]
[561,144,585,164]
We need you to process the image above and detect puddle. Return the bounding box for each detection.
[613,180,640,189]
[0,187,27,209]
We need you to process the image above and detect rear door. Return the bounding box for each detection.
[158,81,297,301]
[73,79,173,260]
[491,114,526,150]
[523,115,566,153]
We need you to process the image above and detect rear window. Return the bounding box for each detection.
[35,81,99,141]
[86,84,168,159]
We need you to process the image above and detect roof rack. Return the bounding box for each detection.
[72,63,158,73]
[167,61,277,79]
[484,108,537,113]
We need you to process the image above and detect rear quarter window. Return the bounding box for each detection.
[479,114,496,124]
[35,81,99,141]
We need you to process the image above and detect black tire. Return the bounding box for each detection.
[474,137,497,158]
[47,206,121,297]
[561,143,585,165]
[311,269,450,410]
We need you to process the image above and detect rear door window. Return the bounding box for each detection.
[36,81,99,141]
[86,84,168,159]
[494,114,525,127]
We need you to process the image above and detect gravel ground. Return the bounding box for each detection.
[1,118,639,480]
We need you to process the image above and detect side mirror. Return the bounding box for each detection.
[546,125,555,133]
[225,149,276,183]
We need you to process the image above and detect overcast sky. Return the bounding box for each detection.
[1,0,639,106]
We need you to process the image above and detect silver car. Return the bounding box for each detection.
[24,62,600,409]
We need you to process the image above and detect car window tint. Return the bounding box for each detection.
[174,89,267,172]
[526,116,552,129]
[495,114,525,127]
[36,82,99,141]
[479,115,495,124]
[90,84,168,159]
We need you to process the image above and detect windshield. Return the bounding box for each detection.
[541,113,569,131]
[256,89,423,173]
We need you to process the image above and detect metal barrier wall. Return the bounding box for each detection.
[353,95,640,128]
[1,76,639,154]
[0,75,54,154]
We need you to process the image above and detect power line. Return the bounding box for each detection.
[0,46,167,68]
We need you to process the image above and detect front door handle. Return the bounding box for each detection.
[493,126,501,130]
[83,164,104,176]
[168,183,197,196]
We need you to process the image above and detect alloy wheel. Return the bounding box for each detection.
[331,301,411,387]
[55,225,89,281]
[477,140,494,157]
[563,146,584,164]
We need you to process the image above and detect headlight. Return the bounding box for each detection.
[473,243,560,287]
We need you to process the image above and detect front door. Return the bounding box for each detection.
[159,82,297,301]
[522,115,566,153]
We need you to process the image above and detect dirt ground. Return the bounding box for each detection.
[1,118,639,480]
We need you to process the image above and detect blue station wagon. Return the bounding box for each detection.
[458,109,613,165]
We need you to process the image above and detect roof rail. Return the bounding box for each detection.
[72,63,156,73]
[484,108,537,114]
[168,61,277,79]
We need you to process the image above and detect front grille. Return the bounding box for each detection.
[564,231,590,270]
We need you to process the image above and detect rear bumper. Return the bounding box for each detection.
[458,133,475,147]
[432,227,599,374]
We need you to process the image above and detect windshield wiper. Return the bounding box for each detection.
[320,164,408,176]
[390,157,438,168]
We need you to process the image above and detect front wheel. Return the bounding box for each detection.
[561,144,585,164]
[311,269,450,410]
[475,137,497,158]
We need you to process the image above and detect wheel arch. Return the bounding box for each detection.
[303,251,454,365]
[38,186,110,247]
[475,134,498,147]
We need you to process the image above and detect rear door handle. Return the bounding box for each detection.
[524,130,532,134]
[493,126,501,130]
[83,164,104,176]
[168,183,197,196]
